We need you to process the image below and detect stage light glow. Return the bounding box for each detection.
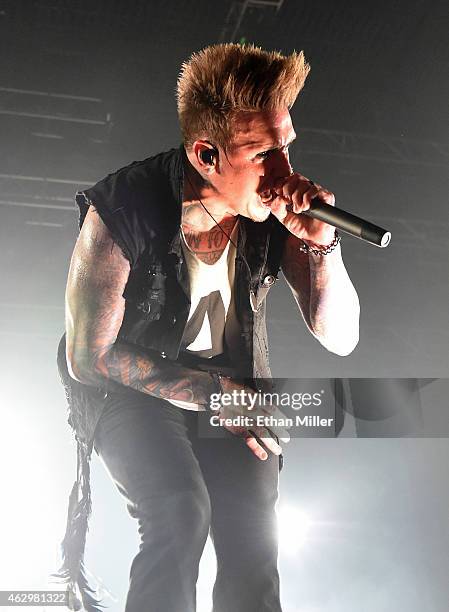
[0,409,63,589]
[276,504,312,555]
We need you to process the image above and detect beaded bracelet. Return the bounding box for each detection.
[299,229,341,256]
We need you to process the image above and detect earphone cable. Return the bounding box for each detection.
[184,171,239,251]
[183,166,266,313]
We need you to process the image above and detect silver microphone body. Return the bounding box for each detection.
[302,198,391,248]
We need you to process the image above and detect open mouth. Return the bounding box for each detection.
[259,189,275,206]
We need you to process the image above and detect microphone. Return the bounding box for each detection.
[301,198,391,247]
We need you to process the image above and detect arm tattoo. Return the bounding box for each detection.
[67,205,216,408]
[95,343,216,406]
[281,234,360,352]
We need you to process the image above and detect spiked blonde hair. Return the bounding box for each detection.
[176,43,310,151]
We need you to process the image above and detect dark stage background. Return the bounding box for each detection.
[0,1,448,611]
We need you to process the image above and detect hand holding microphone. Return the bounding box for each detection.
[267,173,391,248]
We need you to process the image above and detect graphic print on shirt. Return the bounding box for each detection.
[182,290,226,357]
[179,220,239,361]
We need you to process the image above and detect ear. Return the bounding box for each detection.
[192,140,219,173]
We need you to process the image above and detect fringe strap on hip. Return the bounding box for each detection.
[50,438,106,612]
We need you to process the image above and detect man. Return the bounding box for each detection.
[53,43,359,612]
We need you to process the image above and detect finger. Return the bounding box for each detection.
[253,415,291,440]
[261,431,283,455]
[276,210,312,237]
[303,184,335,210]
[277,174,302,200]
[253,406,293,435]
[251,428,283,455]
[314,188,336,207]
[256,417,291,442]
[269,197,288,222]
[291,183,319,214]
[265,404,293,424]
[273,175,308,214]
[272,173,307,195]
[244,434,268,460]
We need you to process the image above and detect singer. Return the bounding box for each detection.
[54,44,360,612]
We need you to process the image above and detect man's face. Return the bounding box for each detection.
[215,108,296,222]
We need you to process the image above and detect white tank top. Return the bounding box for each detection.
[168,220,240,410]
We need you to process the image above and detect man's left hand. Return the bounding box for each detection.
[269,173,336,246]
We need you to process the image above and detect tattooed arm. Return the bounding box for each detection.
[65,205,217,407]
[281,233,360,356]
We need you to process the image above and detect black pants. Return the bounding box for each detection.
[93,388,283,612]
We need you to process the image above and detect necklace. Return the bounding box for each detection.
[183,170,261,313]
[184,171,239,250]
